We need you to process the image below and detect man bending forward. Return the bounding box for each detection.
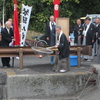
[53,26,70,73]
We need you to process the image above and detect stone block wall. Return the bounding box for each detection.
[0,72,7,100]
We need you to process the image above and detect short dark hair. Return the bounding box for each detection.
[85,17,91,21]
[76,18,81,21]
[55,26,61,29]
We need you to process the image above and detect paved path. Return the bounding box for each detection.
[0,56,97,75]
[0,56,100,100]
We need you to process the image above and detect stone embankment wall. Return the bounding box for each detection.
[0,72,7,100]
[7,72,97,99]
[0,71,97,100]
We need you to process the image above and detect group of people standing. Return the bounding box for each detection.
[0,15,99,72]
[45,15,100,73]
[73,17,100,62]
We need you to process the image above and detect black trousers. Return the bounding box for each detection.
[1,57,10,67]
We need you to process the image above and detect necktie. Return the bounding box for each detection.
[7,29,10,34]
[57,35,59,41]
[52,23,54,28]
[56,35,59,45]
[85,24,87,30]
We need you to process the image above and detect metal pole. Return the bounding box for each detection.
[2,0,5,28]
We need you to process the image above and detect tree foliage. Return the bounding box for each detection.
[0,0,100,33]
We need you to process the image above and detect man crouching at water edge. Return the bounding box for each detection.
[53,26,70,73]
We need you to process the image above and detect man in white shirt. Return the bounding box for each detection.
[1,21,15,68]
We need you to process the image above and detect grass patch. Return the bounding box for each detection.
[26,30,42,40]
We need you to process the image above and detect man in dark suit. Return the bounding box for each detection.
[98,31,100,63]
[95,18,100,63]
[94,18,100,56]
[53,26,70,73]
[1,21,15,68]
[45,15,56,65]
[74,18,83,45]
[82,17,95,61]
[82,17,95,46]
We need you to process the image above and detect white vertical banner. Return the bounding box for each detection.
[20,4,32,46]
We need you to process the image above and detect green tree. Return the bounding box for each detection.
[0,0,100,33]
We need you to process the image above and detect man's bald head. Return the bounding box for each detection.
[5,21,12,29]
[50,15,54,22]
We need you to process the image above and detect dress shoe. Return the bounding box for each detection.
[87,59,91,62]
[7,64,12,68]
[53,70,59,72]
[59,69,67,73]
[16,57,19,59]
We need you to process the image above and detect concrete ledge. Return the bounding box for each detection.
[7,72,96,99]
[0,72,7,84]
[10,97,78,100]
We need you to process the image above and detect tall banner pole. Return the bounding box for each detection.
[13,0,20,45]
[53,0,60,22]
[53,0,60,44]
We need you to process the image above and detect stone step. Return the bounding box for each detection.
[7,71,97,100]
[9,85,98,100]
[10,96,78,100]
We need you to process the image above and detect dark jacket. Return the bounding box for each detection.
[69,25,73,34]
[94,23,100,40]
[0,27,3,46]
[74,24,83,44]
[45,22,56,46]
[1,27,13,46]
[86,23,95,45]
[58,33,69,60]
[98,26,100,38]
[96,24,100,44]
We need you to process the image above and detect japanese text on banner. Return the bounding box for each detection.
[20,4,32,46]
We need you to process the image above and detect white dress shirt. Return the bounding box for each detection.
[6,28,10,34]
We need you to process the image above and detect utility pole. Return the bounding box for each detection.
[3,0,5,28]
